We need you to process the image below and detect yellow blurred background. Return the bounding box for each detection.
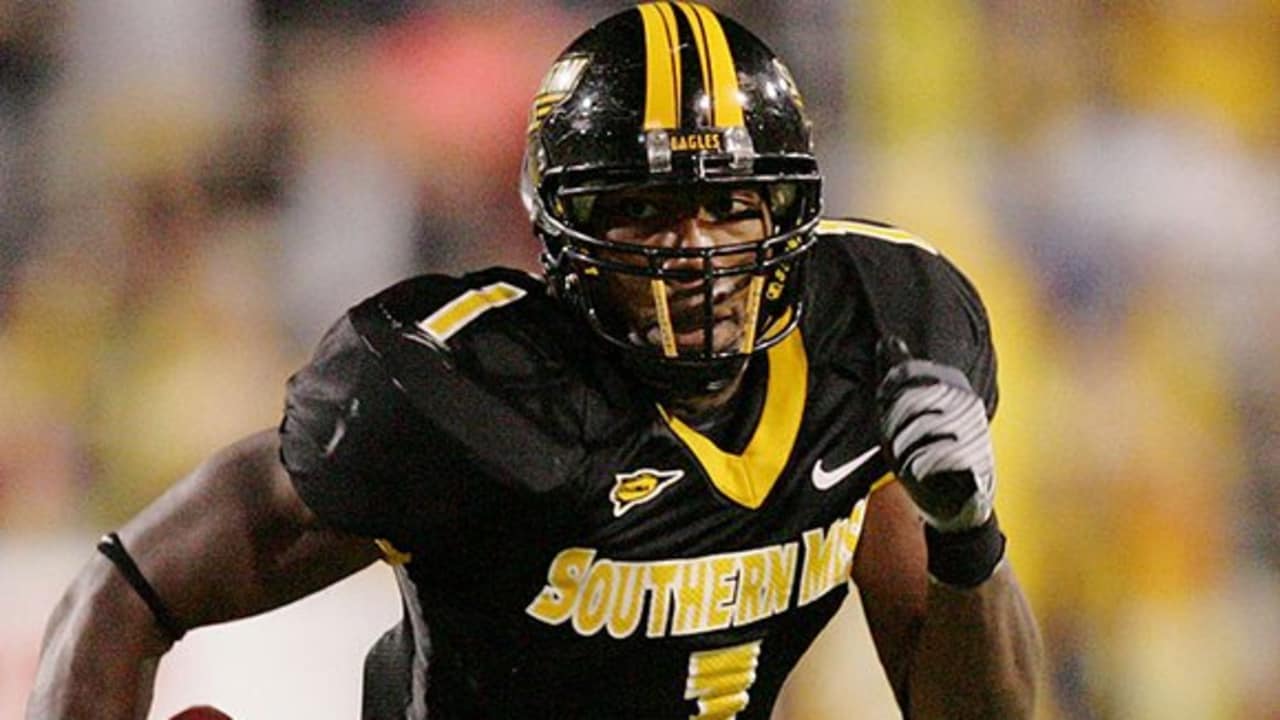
[1,1,1277,718]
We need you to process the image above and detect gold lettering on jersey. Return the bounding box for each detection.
[706,557,739,631]
[798,499,868,607]
[574,559,615,636]
[670,132,722,152]
[526,547,596,623]
[673,559,709,635]
[419,281,527,344]
[524,508,858,640]
[764,543,798,616]
[607,563,646,639]
[734,549,769,626]
[646,562,681,637]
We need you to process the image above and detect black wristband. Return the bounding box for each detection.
[924,512,1006,588]
[96,532,186,642]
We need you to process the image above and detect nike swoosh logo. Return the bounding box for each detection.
[811,446,880,491]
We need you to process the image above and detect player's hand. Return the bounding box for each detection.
[875,336,994,534]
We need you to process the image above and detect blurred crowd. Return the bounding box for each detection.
[1,1,1277,718]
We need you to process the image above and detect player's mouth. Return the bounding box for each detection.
[640,315,740,354]
[626,277,750,354]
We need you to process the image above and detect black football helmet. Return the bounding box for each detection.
[521,1,822,392]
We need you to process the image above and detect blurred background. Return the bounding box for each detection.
[1,1,1277,718]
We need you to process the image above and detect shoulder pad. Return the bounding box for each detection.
[814,217,940,256]
[345,268,635,489]
[805,217,998,412]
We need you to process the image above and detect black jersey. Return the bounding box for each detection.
[279,219,996,719]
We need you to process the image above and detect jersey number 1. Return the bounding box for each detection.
[684,640,762,719]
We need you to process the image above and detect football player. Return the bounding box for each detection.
[28,3,1042,718]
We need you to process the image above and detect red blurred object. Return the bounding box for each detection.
[169,706,232,720]
[366,6,583,198]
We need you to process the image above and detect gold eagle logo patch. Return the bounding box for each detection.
[610,468,685,517]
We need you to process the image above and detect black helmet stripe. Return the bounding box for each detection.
[638,3,681,129]
[674,1,744,128]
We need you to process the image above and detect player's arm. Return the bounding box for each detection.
[26,429,382,720]
[855,482,1041,719]
[853,340,1043,718]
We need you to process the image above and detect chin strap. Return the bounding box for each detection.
[97,532,187,643]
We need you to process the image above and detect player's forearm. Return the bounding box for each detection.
[26,557,172,720]
[907,561,1043,719]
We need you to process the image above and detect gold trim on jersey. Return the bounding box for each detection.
[659,325,807,509]
[418,281,526,344]
[639,2,682,130]
[817,219,939,255]
[375,538,413,566]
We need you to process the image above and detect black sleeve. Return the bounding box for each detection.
[278,314,423,540]
[822,231,999,417]
[917,254,997,417]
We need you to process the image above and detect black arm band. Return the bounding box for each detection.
[924,512,1006,588]
[96,532,187,642]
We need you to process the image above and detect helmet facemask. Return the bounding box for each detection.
[530,175,819,393]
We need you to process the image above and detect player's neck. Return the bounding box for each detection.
[665,375,742,422]
[661,358,756,428]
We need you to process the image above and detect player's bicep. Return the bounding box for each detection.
[852,481,928,709]
[117,429,381,630]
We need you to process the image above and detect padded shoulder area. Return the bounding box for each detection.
[347,269,642,488]
[804,218,998,413]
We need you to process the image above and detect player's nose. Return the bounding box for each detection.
[659,217,714,282]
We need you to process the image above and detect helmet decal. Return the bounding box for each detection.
[529,54,590,134]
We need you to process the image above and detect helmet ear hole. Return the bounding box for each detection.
[567,194,596,229]
[768,183,797,221]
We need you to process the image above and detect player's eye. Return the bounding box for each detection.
[621,198,661,221]
[704,194,762,223]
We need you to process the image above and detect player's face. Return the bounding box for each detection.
[589,185,772,356]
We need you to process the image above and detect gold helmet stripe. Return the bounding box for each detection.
[655,2,682,125]
[675,2,745,128]
[639,3,682,129]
